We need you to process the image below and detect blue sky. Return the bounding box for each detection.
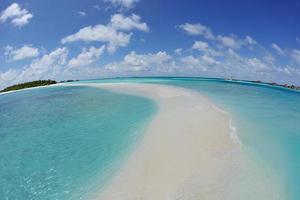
[0,0,300,88]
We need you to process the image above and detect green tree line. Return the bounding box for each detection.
[0,80,57,93]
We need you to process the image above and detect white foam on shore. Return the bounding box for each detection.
[203,99,243,146]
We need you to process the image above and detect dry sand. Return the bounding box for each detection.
[82,83,285,200]
[1,82,285,199]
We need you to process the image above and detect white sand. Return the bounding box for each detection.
[0,82,285,199]
[2,82,285,199]
[80,83,285,200]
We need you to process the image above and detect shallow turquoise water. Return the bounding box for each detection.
[0,86,156,199]
[1,78,300,199]
[76,77,300,199]
[163,78,300,198]
[105,77,300,199]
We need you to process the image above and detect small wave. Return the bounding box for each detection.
[210,103,243,146]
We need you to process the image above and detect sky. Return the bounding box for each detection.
[0,0,300,89]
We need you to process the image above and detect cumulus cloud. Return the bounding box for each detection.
[192,41,222,57]
[179,48,273,80]
[181,55,218,72]
[179,22,260,50]
[4,45,39,61]
[192,41,209,51]
[0,3,33,27]
[67,46,105,69]
[0,48,68,89]
[105,51,173,72]
[178,23,214,39]
[217,35,242,49]
[18,47,69,81]
[0,68,18,88]
[104,0,139,9]
[61,14,148,53]
[110,14,148,32]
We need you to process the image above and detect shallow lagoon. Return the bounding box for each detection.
[0,86,156,199]
[1,77,300,199]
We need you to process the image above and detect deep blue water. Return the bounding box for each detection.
[0,86,156,199]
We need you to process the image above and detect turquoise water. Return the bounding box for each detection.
[162,78,300,199]
[104,77,299,199]
[0,86,156,199]
[76,77,300,199]
[1,78,300,199]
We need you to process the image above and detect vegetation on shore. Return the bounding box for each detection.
[0,80,57,93]
[228,77,300,91]
[251,80,300,91]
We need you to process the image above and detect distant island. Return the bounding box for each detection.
[0,80,57,93]
[227,77,300,91]
[1,78,299,93]
[250,80,300,91]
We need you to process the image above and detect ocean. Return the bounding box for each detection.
[0,85,156,199]
[1,77,300,199]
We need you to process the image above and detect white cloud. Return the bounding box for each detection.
[18,47,69,81]
[181,55,202,66]
[179,22,259,50]
[178,47,275,80]
[67,46,105,69]
[192,41,222,57]
[192,40,209,51]
[104,0,139,9]
[78,11,86,16]
[105,51,172,72]
[246,58,269,71]
[4,45,39,61]
[0,3,33,27]
[217,35,241,49]
[174,48,182,55]
[280,66,300,76]
[292,49,300,64]
[110,14,149,32]
[178,23,214,39]
[0,68,18,88]
[0,48,69,89]
[61,14,148,53]
[263,53,276,64]
[244,36,257,45]
[180,54,218,72]
[271,43,284,55]
[62,25,131,53]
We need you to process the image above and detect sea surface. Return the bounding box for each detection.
[0,86,156,199]
[1,77,300,199]
[163,77,300,200]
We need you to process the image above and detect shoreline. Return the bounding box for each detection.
[81,83,285,200]
[0,81,286,199]
[0,83,63,96]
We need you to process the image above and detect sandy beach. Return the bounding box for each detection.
[77,82,284,200]
[0,82,286,199]
[0,83,62,96]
